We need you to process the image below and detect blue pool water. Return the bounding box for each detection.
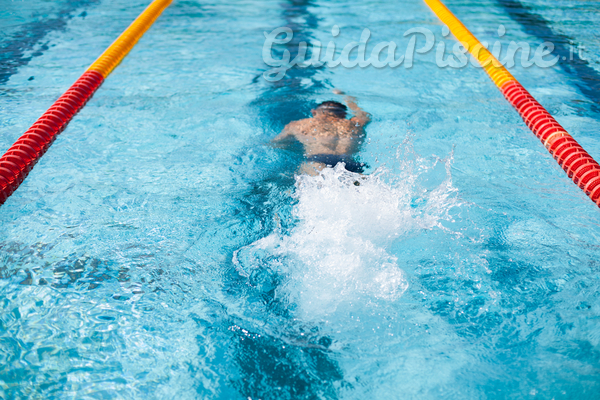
[1,0,600,398]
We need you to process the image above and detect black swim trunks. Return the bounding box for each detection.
[306,154,367,173]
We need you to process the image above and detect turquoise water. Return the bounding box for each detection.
[1,0,599,398]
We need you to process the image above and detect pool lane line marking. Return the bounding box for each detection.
[423,0,600,208]
[0,0,172,206]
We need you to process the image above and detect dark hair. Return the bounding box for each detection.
[315,101,347,118]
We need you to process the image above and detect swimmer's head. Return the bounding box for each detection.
[312,101,347,119]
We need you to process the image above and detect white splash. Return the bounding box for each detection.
[234,146,459,322]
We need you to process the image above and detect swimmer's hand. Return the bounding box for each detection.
[332,89,345,95]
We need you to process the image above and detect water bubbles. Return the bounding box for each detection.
[234,145,459,324]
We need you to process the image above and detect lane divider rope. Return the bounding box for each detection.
[0,0,172,205]
[423,0,600,208]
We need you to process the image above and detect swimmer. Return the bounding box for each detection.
[272,89,371,175]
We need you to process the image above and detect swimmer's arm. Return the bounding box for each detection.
[334,89,371,127]
[346,96,371,127]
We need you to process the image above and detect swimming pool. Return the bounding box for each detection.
[1,0,599,398]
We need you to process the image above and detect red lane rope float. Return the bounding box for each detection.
[0,0,172,206]
[424,0,600,208]
[0,71,103,204]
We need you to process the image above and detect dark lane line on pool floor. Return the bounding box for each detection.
[0,0,100,89]
[496,0,600,115]
[230,1,345,398]
[250,0,328,133]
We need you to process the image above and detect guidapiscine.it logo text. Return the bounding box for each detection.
[262,25,588,81]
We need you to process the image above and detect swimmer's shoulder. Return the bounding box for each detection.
[336,118,366,136]
[285,118,317,135]
[275,119,310,142]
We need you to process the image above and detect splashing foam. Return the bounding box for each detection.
[234,145,458,321]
